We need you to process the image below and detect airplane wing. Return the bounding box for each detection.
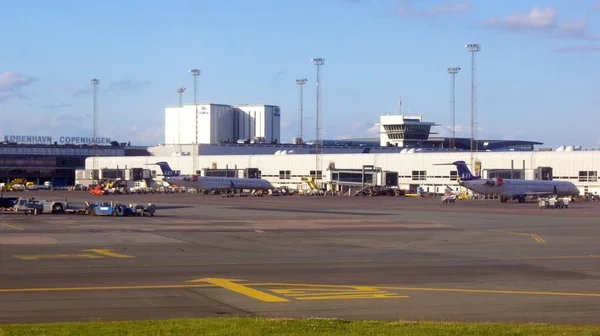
[503,191,554,197]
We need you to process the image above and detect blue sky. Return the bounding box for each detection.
[1,0,599,149]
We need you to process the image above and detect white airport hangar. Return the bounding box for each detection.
[84,104,600,195]
[165,104,281,145]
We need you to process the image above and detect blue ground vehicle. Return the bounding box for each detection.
[89,202,135,216]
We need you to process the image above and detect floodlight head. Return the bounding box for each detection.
[189,69,201,76]
[447,67,461,74]
[465,44,481,52]
[296,78,307,85]
[90,78,99,85]
[311,58,324,65]
[177,87,186,93]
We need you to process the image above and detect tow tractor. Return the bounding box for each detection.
[129,203,156,216]
[88,202,135,216]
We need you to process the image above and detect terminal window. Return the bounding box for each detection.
[279,170,291,179]
[578,171,597,182]
[450,170,458,181]
[412,170,426,181]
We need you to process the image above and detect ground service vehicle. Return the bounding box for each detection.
[89,202,135,216]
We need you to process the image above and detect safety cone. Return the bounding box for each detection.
[34,209,38,216]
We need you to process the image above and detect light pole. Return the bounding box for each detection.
[465,44,480,170]
[447,67,460,151]
[91,78,99,181]
[311,58,324,188]
[177,86,186,107]
[177,86,186,149]
[189,69,200,174]
[296,78,307,152]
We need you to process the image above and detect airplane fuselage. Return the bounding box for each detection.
[165,175,274,191]
[460,178,579,198]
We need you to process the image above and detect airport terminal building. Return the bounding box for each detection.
[80,103,600,195]
[0,137,149,186]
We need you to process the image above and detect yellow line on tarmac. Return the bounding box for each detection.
[249,283,600,298]
[532,235,546,243]
[189,278,288,302]
[488,229,546,244]
[13,254,104,260]
[0,223,24,230]
[296,294,409,300]
[0,284,214,293]
[1,281,599,298]
[371,286,600,298]
[80,249,134,259]
[14,254,600,270]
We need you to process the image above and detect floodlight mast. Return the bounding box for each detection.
[465,43,480,170]
[296,78,307,153]
[91,78,99,181]
[311,58,324,188]
[177,86,186,149]
[177,86,186,107]
[447,67,460,151]
[189,69,201,174]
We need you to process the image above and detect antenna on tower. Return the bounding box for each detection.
[398,97,403,115]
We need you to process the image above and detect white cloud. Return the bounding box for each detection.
[398,0,470,18]
[553,45,600,53]
[280,120,294,129]
[0,72,37,102]
[481,7,600,40]
[2,111,162,146]
[42,102,73,110]
[481,7,557,30]
[366,124,380,136]
[349,121,368,130]
[74,79,150,97]
[105,79,150,93]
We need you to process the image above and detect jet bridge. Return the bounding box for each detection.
[325,165,398,193]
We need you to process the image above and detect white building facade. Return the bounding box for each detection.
[165,104,236,145]
[234,105,281,144]
[86,150,600,195]
[165,104,281,145]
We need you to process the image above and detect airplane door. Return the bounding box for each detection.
[192,175,198,182]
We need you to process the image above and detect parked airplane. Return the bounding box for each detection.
[448,161,579,203]
[154,162,275,192]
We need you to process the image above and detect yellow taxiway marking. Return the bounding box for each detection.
[0,284,213,293]
[13,253,104,260]
[79,249,134,259]
[0,279,599,299]
[271,287,408,300]
[23,254,600,270]
[296,294,409,300]
[13,249,134,260]
[252,283,600,298]
[187,278,289,302]
[0,223,24,230]
[488,229,546,244]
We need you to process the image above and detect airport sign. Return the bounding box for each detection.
[3,135,112,145]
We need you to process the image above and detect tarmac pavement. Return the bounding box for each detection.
[0,191,599,324]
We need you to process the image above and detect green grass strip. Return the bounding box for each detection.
[1,317,599,336]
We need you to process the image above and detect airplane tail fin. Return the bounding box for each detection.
[155,162,179,177]
[452,161,479,181]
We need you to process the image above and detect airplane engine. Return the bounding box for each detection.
[485,177,503,187]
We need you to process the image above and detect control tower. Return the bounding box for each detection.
[379,115,438,147]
